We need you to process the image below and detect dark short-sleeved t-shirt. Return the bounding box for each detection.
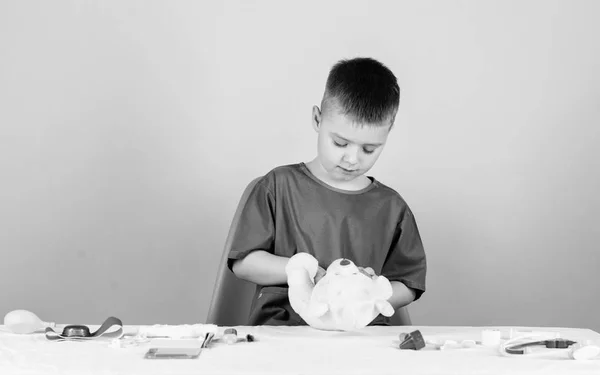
[227,163,427,326]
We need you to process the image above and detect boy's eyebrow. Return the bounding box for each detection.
[331,132,383,147]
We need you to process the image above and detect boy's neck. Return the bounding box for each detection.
[304,159,372,191]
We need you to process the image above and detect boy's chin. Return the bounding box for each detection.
[333,174,359,182]
[329,170,364,183]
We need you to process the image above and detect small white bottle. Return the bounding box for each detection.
[223,328,238,345]
[4,310,55,334]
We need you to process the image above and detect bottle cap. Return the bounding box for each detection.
[224,328,237,336]
[399,330,425,350]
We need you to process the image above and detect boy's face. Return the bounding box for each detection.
[312,104,392,184]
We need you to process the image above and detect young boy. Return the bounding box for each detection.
[227,57,427,326]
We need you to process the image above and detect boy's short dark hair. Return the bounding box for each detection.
[322,57,400,126]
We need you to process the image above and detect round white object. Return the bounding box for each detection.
[481,329,502,347]
[570,343,600,360]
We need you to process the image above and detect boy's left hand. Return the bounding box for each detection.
[314,266,327,284]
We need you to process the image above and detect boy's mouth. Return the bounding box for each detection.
[338,166,358,173]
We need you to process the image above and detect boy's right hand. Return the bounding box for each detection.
[358,267,377,279]
[314,266,327,284]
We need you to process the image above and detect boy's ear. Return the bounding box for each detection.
[312,105,322,132]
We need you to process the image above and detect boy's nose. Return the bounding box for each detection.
[343,151,358,164]
[342,146,359,164]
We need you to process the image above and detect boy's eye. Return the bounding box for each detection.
[333,140,376,154]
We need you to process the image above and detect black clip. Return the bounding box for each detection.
[544,339,577,349]
[62,325,92,337]
[505,338,577,354]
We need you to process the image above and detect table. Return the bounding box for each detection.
[1,324,600,374]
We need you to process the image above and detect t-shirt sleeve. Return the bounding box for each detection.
[380,207,427,301]
[226,178,276,271]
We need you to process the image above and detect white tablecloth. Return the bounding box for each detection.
[1,324,599,375]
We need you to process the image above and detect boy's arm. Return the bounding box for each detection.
[232,250,289,286]
[380,206,427,307]
[361,267,417,309]
[233,251,328,286]
[388,281,416,310]
[226,175,288,286]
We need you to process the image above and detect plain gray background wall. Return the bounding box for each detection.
[1,1,599,332]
